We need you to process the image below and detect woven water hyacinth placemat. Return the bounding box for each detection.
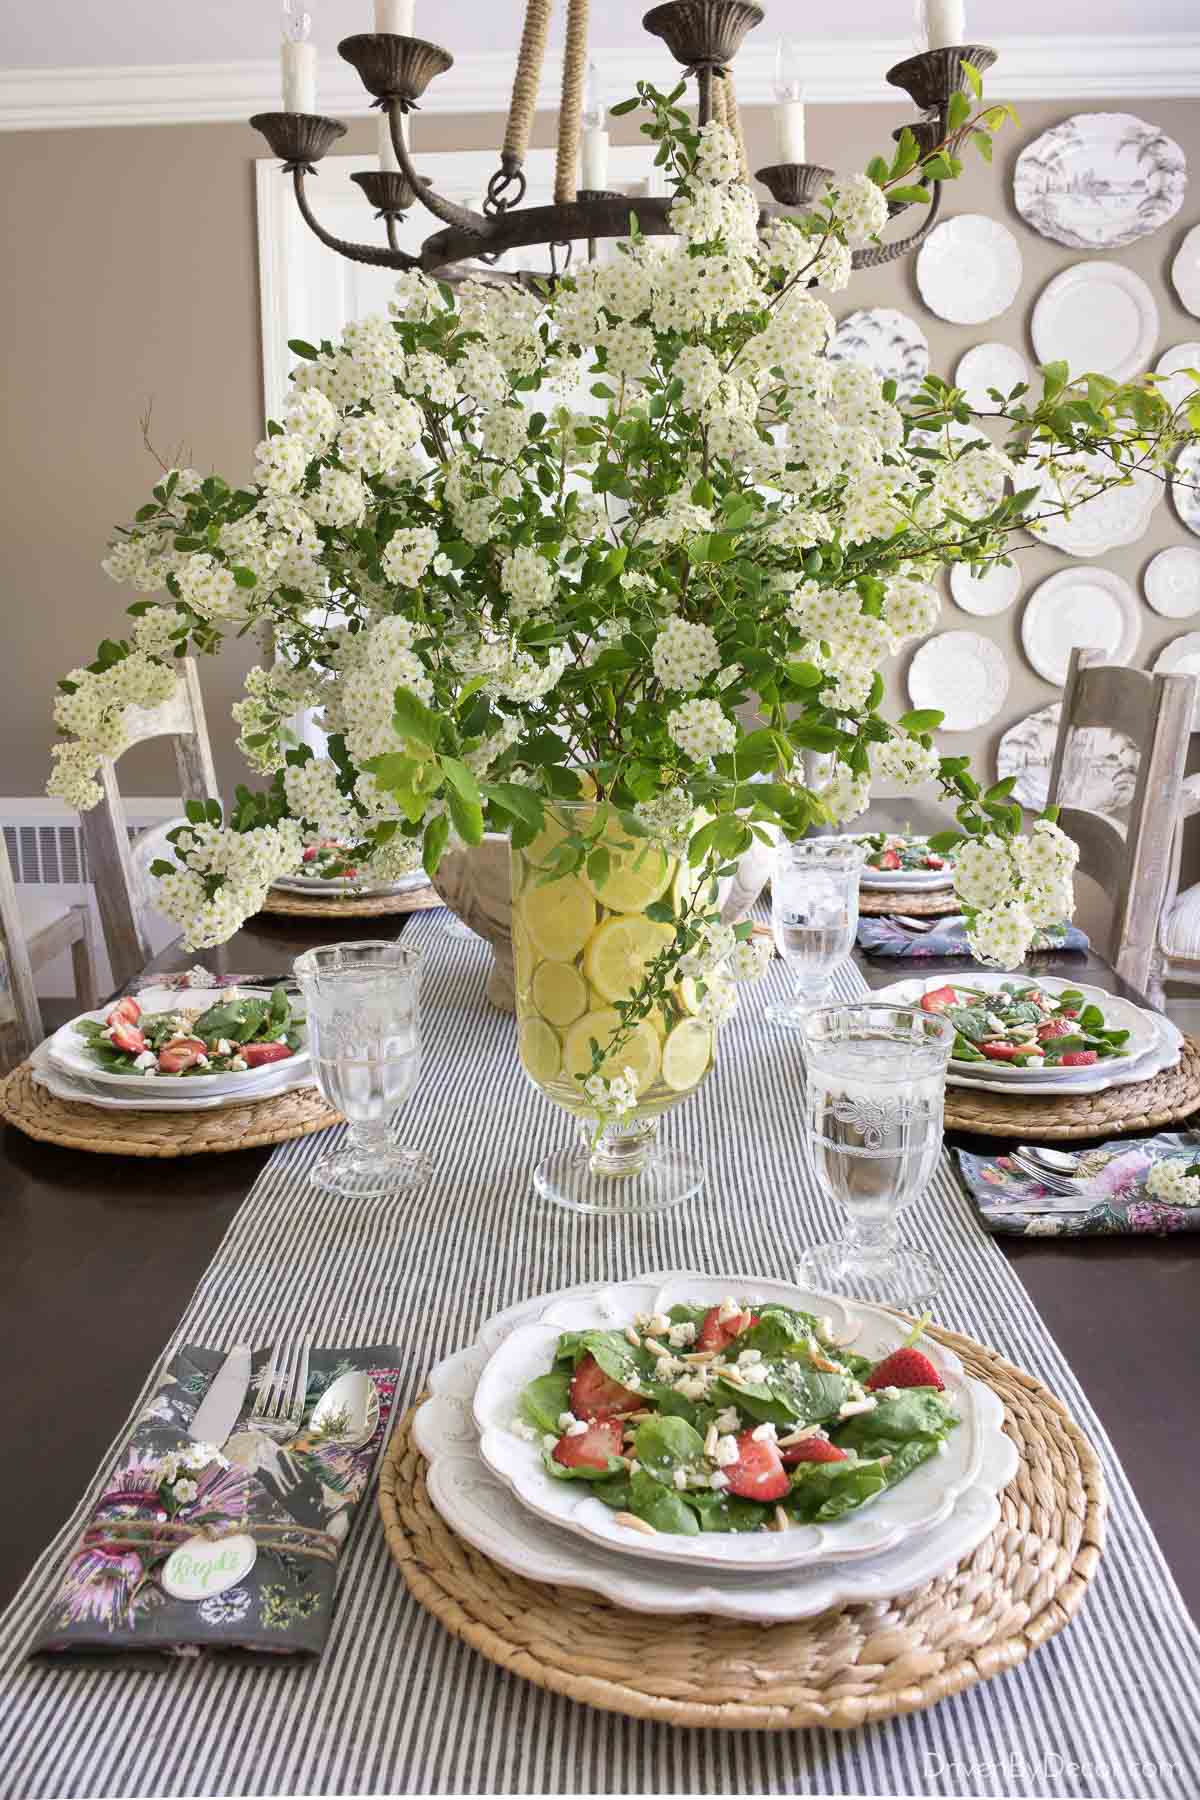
[261,884,442,919]
[378,1322,1104,1731]
[859,889,961,917]
[0,1062,340,1157]
[945,1035,1200,1140]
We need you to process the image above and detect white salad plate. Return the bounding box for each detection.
[1144,546,1200,620]
[29,1040,317,1113]
[471,1273,1002,1575]
[1152,343,1200,414]
[1019,449,1160,557]
[271,869,428,898]
[996,702,1139,819]
[1172,224,1200,318]
[915,216,1022,324]
[46,986,309,1096]
[954,342,1029,414]
[1153,632,1200,729]
[867,974,1160,1089]
[906,632,1008,732]
[828,307,929,400]
[943,1012,1183,1099]
[859,851,955,893]
[1171,444,1200,537]
[1014,112,1186,251]
[1020,568,1140,687]
[415,1286,1016,1623]
[1030,262,1158,387]
[949,558,1021,618]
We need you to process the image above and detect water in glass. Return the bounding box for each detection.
[768,840,863,1028]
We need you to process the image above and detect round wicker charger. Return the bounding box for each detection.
[859,888,960,917]
[261,883,442,920]
[946,1034,1200,1140]
[0,1062,341,1158]
[378,1323,1104,1731]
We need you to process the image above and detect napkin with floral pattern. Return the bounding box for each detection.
[32,1344,400,1659]
[955,1131,1200,1237]
[857,915,1090,959]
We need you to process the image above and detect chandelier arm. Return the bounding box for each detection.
[850,177,944,270]
[721,69,750,180]
[292,166,420,268]
[385,104,493,236]
[502,0,554,177]
[554,0,591,204]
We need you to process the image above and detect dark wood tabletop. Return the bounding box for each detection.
[2,920,1196,1624]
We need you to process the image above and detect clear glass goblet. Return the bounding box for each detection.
[767,839,863,1028]
[797,1001,954,1307]
[292,940,433,1196]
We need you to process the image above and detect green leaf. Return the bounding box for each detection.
[446,782,484,847]
[231,566,257,588]
[946,89,972,131]
[961,57,983,97]
[633,1415,705,1481]
[287,338,319,360]
[626,1470,699,1536]
[889,183,932,205]
[865,154,889,187]
[393,684,440,749]
[519,1371,572,1435]
[149,859,176,878]
[927,830,964,854]
[897,709,944,734]
[483,782,544,829]
[439,754,482,809]
[422,813,449,879]
[972,129,994,162]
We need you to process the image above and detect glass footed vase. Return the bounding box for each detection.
[511,800,716,1215]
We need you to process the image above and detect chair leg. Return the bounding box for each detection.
[69,904,102,1009]
[1144,949,1167,1015]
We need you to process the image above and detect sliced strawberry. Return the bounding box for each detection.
[697,1304,759,1353]
[569,1352,643,1421]
[866,1347,945,1392]
[981,1040,1020,1061]
[876,848,901,871]
[1037,1019,1073,1042]
[924,853,945,870]
[108,996,142,1026]
[780,1435,849,1468]
[1059,1049,1098,1067]
[552,1416,625,1472]
[241,1041,294,1069]
[158,1036,207,1073]
[1059,1007,1079,1020]
[723,1430,790,1502]
[920,985,959,1014]
[302,846,319,863]
[110,1023,147,1055]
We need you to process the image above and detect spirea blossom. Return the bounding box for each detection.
[667,699,737,761]
[652,618,720,692]
[382,526,438,587]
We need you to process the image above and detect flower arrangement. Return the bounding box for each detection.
[50,81,1199,1086]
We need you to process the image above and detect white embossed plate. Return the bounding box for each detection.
[955,342,1030,413]
[472,1274,991,1573]
[46,986,310,1095]
[1172,444,1200,538]
[906,632,1009,731]
[1145,546,1200,620]
[1021,568,1140,685]
[1153,630,1200,728]
[1030,262,1158,386]
[949,559,1021,618]
[1020,448,1160,556]
[1153,343,1200,415]
[1172,224,1200,318]
[916,216,1022,324]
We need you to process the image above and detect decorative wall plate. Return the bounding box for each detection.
[1152,343,1200,413]
[949,559,1021,617]
[996,701,1141,818]
[1171,443,1200,536]
[1030,261,1158,385]
[1019,449,1160,556]
[906,631,1009,731]
[1172,223,1200,317]
[1020,568,1140,687]
[955,342,1030,412]
[828,307,929,399]
[915,215,1023,324]
[1014,112,1186,250]
[1144,546,1200,619]
[1153,632,1200,728]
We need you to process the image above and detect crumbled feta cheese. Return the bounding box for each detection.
[686,1471,710,1489]
[717,1296,743,1324]
[624,1372,641,1390]
[653,1354,682,1380]
[715,1407,740,1433]
[673,1467,688,1491]
[737,1347,763,1366]
[985,1012,1004,1033]
[565,1419,588,1438]
[215,1039,234,1057]
[512,1418,537,1442]
[817,1315,834,1342]
[667,1321,697,1348]
[557,1412,578,1431]
[708,1471,729,1491]
[839,1397,878,1418]
[673,1374,708,1401]
[133,1050,157,1071]
[542,1434,558,1451]
[195,1055,210,1069]
[750,1421,777,1443]
[275,1036,289,1046]
[628,1459,640,1475]
[100,1026,116,1041]
[1025,1054,1045,1068]
[713,1434,740,1467]
[642,1311,671,1336]
[879,1386,901,1400]
[229,1056,247,1071]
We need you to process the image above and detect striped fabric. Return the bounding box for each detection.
[1,911,1198,1800]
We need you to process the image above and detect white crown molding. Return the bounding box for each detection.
[3,34,1200,131]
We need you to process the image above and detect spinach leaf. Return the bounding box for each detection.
[666,1303,710,1329]
[682,1488,767,1533]
[833,1388,957,1456]
[541,1447,624,1482]
[787,1457,891,1523]
[947,1006,991,1044]
[268,984,291,1032]
[952,1034,984,1062]
[738,1304,821,1357]
[551,1328,654,1391]
[626,1469,699,1535]
[519,1371,571,1435]
[633,1414,704,1480]
[715,1364,849,1428]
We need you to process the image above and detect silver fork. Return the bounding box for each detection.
[249,1340,310,1443]
[1007,1152,1089,1197]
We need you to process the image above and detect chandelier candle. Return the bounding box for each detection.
[280,5,317,113]
[580,60,610,192]
[923,0,966,50]
[773,39,806,164]
[375,0,415,32]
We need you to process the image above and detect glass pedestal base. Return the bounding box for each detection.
[797,1241,941,1310]
[767,983,831,1030]
[534,1118,703,1215]
[309,1138,433,1197]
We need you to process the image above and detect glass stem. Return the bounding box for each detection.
[844,1216,900,1262]
[346,1119,391,1157]
[582,1115,658,1179]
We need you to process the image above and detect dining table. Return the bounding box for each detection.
[1,905,1198,1799]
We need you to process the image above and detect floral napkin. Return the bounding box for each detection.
[954,1131,1200,1237]
[857,915,1089,959]
[32,1344,400,1659]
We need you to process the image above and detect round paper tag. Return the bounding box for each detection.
[161,1532,257,1602]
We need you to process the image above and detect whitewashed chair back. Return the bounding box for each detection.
[0,837,43,1073]
[1047,648,1195,995]
[81,658,219,992]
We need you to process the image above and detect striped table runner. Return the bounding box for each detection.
[1,911,1198,1800]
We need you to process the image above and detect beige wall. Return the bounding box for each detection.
[3,94,1199,803]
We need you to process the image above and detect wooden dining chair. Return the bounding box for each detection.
[1045,647,1196,998]
[81,657,220,992]
[0,838,47,1073]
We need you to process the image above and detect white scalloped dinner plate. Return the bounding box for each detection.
[1173,225,1200,318]
[1145,546,1200,620]
[1020,568,1140,686]
[29,1040,317,1113]
[955,343,1030,413]
[271,869,428,897]
[949,559,1021,618]
[1019,449,1160,557]
[46,986,309,1095]
[471,1273,996,1574]
[916,216,1022,325]
[1172,444,1200,538]
[1031,262,1158,386]
[1153,631,1200,729]
[414,1318,1016,1622]
[1153,343,1200,414]
[907,632,1009,732]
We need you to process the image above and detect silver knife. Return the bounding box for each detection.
[189,1346,252,1448]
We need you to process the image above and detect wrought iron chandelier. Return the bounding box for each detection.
[250,0,997,286]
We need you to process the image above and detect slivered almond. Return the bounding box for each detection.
[623,1326,642,1349]
[703,1423,719,1457]
[616,1409,653,1422]
[772,1505,790,1532]
[776,1425,813,1448]
[614,1511,658,1536]
[682,1350,717,1364]
[647,1339,674,1360]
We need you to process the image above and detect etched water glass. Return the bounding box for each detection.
[292,940,432,1196]
[768,839,864,1028]
[798,1002,955,1307]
